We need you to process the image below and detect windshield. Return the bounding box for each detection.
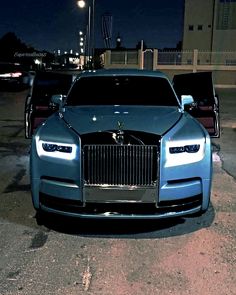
[66,76,179,106]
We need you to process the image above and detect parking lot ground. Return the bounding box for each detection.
[0,88,235,295]
[213,88,236,181]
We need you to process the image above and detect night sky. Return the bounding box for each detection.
[0,0,184,52]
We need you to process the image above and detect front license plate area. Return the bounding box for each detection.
[84,186,157,203]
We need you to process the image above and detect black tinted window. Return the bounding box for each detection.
[173,72,214,105]
[32,72,73,104]
[66,76,178,106]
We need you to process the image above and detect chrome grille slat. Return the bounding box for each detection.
[83,145,158,186]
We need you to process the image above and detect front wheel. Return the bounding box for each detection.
[35,209,47,226]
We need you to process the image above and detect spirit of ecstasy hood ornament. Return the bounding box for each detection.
[112,121,125,145]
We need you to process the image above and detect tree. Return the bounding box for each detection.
[0,32,35,62]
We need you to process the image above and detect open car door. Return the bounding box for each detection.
[25,71,75,138]
[173,72,220,137]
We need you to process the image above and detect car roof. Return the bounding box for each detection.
[76,69,168,79]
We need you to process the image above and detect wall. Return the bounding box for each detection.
[103,49,236,87]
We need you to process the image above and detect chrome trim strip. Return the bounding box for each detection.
[84,184,157,189]
[40,204,202,219]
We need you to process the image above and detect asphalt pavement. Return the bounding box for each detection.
[0,88,235,295]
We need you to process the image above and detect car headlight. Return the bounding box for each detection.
[42,143,72,153]
[166,139,205,167]
[36,138,77,160]
[169,144,200,154]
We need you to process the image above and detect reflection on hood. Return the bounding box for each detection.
[62,105,182,136]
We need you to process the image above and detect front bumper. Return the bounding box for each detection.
[31,138,211,219]
[37,193,203,220]
[33,175,206,219]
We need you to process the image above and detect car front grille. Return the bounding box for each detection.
[83,145,158,186]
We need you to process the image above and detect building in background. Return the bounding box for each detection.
[183,0,236,51]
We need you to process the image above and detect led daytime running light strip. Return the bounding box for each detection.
[36,138,77,160]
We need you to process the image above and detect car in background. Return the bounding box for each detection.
[30,69,220,221]
[25,71,76,138]
[0,62,30,90]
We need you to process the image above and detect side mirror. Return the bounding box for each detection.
[181,95,194,110]
[51,94,64,105]
[51,94,66,112]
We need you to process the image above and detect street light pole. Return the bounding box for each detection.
[77,0,95,69]
[88,5,91,68]
[92,0,95,69]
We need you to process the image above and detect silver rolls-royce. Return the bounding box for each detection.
[30,69,219,220]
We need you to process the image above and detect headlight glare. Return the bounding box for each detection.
[36,138,77,160]
[166,139,205,167]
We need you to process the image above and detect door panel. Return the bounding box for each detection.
[24,71,75,138]
[173,72,220,137]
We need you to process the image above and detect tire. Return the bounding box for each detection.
[35,209,46,226]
